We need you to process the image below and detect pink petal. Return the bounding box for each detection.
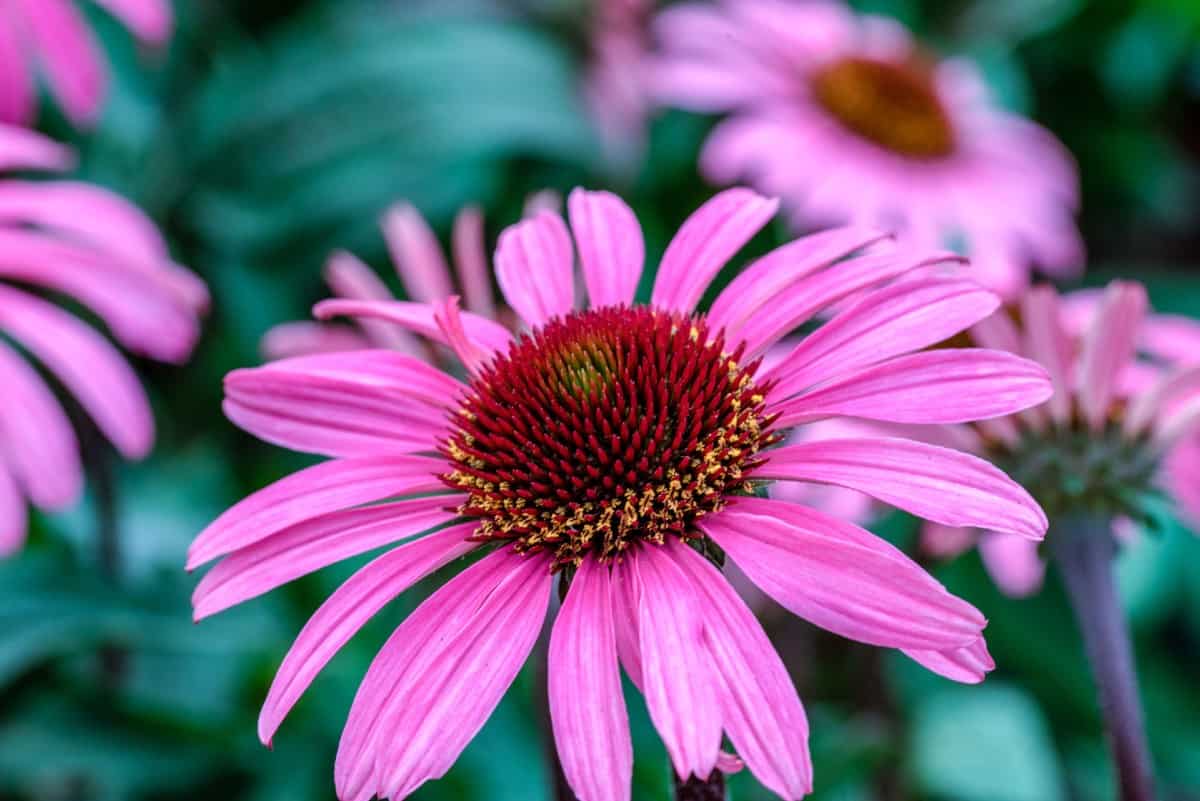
[89,0,173,42]
[17,0,106,126]
[382,202,455,305]
[0,285,153,459]
[0,465,28,557]
[1124,366,1200,439]
[0,340,81,509]
[371,549,553,799]
[567,188,644,309]
[432,295,487,375]
[903,636,994,684]
[260,322,373,361]
[314,298,512,357]
[187,454,450,570]
[765,277,1000,401]
[0,125,73,170]
[494,210,575,329]
[920,522,976,559]
[222,350,460,457]
[631,544,723,780]
[651,188,778,314]
[1019,287,1072,425]
[978,532,1046,598]
[670,541,812,799]
[324,251,422,354]
[700,498,986,650]
[755,437,1046,540]
[734,251,965,358]
[707,226,891,336]
[0,228,200,362]
[258,522,478,745]
[191,495,463,620]
[771,349,1053,428]
[0,23,35,126]
[610,557,644,690]
[550,557,632,801]
[451,206,496,318]
[1077,282,1148,431]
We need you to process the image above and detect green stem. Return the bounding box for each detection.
[1050,517,1155,801]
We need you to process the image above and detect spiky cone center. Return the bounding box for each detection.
[442,306,776,569]
[985,412,1163,529]
[811,55,957,159]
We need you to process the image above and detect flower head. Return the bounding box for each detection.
[652,0,1082,299]
[190,188,1052,800]
[0,0,172,128]
[804,281,1200,597]
[0,125,207,556]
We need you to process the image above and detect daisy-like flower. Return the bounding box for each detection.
[0,124,207,556]
[0,0,172,128]
[189,188,1053,801]
[262,195,560,363]
[885,283,1200,597]
[652,0,1082,299]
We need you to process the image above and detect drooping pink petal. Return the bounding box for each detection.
[1077,282,1148,431]
[261,322,373,361]
[0,465,27,557]
[0,229,200,363]
[771,349,1053,427]
[494,211,575,328]
[610,557,644,690]
[1020,286,1072,425]
[670,541,812,800]
[0,286,153,459]
[16,0,107,126]
[0,340,81,509]
[700,498,986,650]
[707,226,891,336]
[1155,394,1200,448]
[978,532,1046,598]
[0,24,35,127]
[314,298,512,356]
[755,437,1046,539]
[733,251,965,358]
[89,0,173,42]
[432,296,488,375]
[258,522,479,745]
[451,206,496,318]
[1124,366,1200,439]
[567,188,644,309]
[371,549,553,800]
[549,557,632,801]
[920,522,976,559]
[187,454,450,569]
[382,203,455,305]
[651,188,777,314]
[903,636,994,684]
[191,495,463,620]
[0,125,73,170]
[631,544,723,781]
[764,277,1000,400]
[222,351,461,457]
[335,551,516,801]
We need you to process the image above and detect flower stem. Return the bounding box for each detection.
[1050,517,1155,801]
[81,428,125,688]
[673,770,725,801]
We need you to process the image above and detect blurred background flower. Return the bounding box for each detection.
[3,1,1200,801]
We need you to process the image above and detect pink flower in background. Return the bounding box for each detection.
[799,282,1200,597]
[190,187,1053,801]
[0,124,207,556]
[262,194,560,364]
[652,0,1082,299]
[0,0,172,127]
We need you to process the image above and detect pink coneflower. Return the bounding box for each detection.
[652,0,1082,299]
[0,0,172,127]
[262,195,560,363]
[0,124,206,556]
[189,187,1052,801]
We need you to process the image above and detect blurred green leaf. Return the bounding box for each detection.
[911,683,1064,801]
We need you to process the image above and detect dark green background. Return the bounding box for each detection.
[2,1,1199,799]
